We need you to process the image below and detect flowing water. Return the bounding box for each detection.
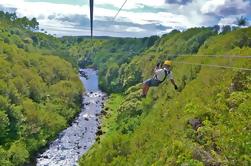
[36,69,105,166]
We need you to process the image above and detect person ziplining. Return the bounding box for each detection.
[141,60,178,97]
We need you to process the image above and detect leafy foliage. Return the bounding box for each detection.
[1,10,250,166]
[0,11,78,68]
[0,12,83,165]
[80,27,251,165]
[236,16,248,27]
[69,36,159,92]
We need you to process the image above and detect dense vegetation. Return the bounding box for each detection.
[0,11,78,67]
[0,11,162,165]
[80,27,251,165]
[0,12,83,165]
[71,28,218,93]
[69,36,159,92]
[1,10,250,166]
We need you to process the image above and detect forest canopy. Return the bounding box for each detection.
[0,11,83,166]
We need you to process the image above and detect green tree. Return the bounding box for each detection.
[236,16,248,26]
[0,111,10,142]
[0,147,12,166]
[30,18,39,30]
[8,141,29,166]
[221,25,231,34]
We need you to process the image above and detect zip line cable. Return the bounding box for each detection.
[170,55,251,58]
[87,0,250,71]
[89,0,94,38]
[173,61,251,71]
[88,0,129,37]
[113,0,128,21]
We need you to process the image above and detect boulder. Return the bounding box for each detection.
[193,147,220,166]
[60,156,66,160]
[101,110,107,115]
[188,118,202,130]
[43,155,49,159]
[96,130,103,136]
[96,137,100,142]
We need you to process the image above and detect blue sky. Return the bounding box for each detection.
[0,0,250,37]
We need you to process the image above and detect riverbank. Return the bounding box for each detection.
[100,94,124,135]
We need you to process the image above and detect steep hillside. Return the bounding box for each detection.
[80,27,251,165]
[0,12,83,165]
[1,10,250,166]
[0,11,78,67]
[69,36,159,92]
[72,27,217,94]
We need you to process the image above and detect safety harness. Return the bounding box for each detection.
[155,68,170,84]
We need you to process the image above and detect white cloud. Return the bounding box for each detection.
[200,0,226,14]
[218,17,236,26]
[0,0,250,37]
[201,0,250,16]
[0,0,185,37]
[0,0,88,18]
[95,0,166,9]
[126,27,145,32]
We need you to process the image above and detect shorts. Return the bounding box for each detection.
[143,78,161,87]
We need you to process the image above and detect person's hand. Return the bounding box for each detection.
[174,85,178,90]
[156,62,161,67]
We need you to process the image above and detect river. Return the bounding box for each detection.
[36,68,106,166]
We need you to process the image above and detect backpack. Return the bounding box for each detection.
[159,69,170,83]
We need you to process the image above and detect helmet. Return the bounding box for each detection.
[164,60,172,66]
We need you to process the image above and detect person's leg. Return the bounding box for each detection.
[142,83,150,97]
[142,79,152,97]
[142,78,161,97]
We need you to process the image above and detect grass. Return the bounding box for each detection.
[101,94,124,135]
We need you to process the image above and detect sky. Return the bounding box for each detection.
[0,0,250,37]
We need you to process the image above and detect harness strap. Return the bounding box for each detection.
[159,69,169,83]
[154,69,170,83]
